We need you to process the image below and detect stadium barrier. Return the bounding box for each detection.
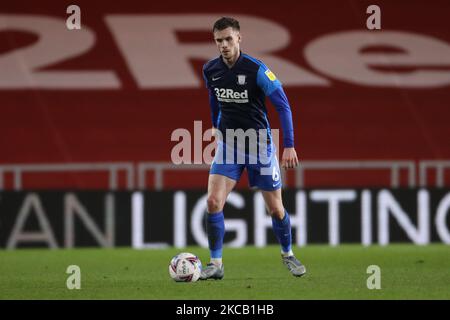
[419,160,450,187]
[0,160,448,190]
[0,163,134,190]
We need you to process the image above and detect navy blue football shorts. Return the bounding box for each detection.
[210,141,282,191]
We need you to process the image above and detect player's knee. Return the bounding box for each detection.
[268,207,285,220]
[207,195,224,213]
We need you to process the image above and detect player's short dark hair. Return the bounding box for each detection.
[213,17,240,32]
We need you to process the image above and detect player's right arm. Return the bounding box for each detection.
[203,66,220,131]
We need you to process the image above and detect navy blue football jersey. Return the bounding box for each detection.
[203,52,295,148]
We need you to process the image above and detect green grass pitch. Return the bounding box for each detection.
[0,245,449,300]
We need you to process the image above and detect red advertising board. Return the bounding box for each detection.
[1,0,449,188]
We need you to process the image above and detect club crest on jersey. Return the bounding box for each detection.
[237,74,247,85]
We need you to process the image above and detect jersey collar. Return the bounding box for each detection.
[220,51,244,70]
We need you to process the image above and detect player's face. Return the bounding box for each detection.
[214,27,241,62]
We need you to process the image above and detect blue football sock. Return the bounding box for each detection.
[206,211,225,259]
[271,211,292,253]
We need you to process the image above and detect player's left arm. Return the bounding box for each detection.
[268,88,299,169]
[257,66,299,169]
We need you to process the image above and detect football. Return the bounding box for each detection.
[168,252,202,282]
